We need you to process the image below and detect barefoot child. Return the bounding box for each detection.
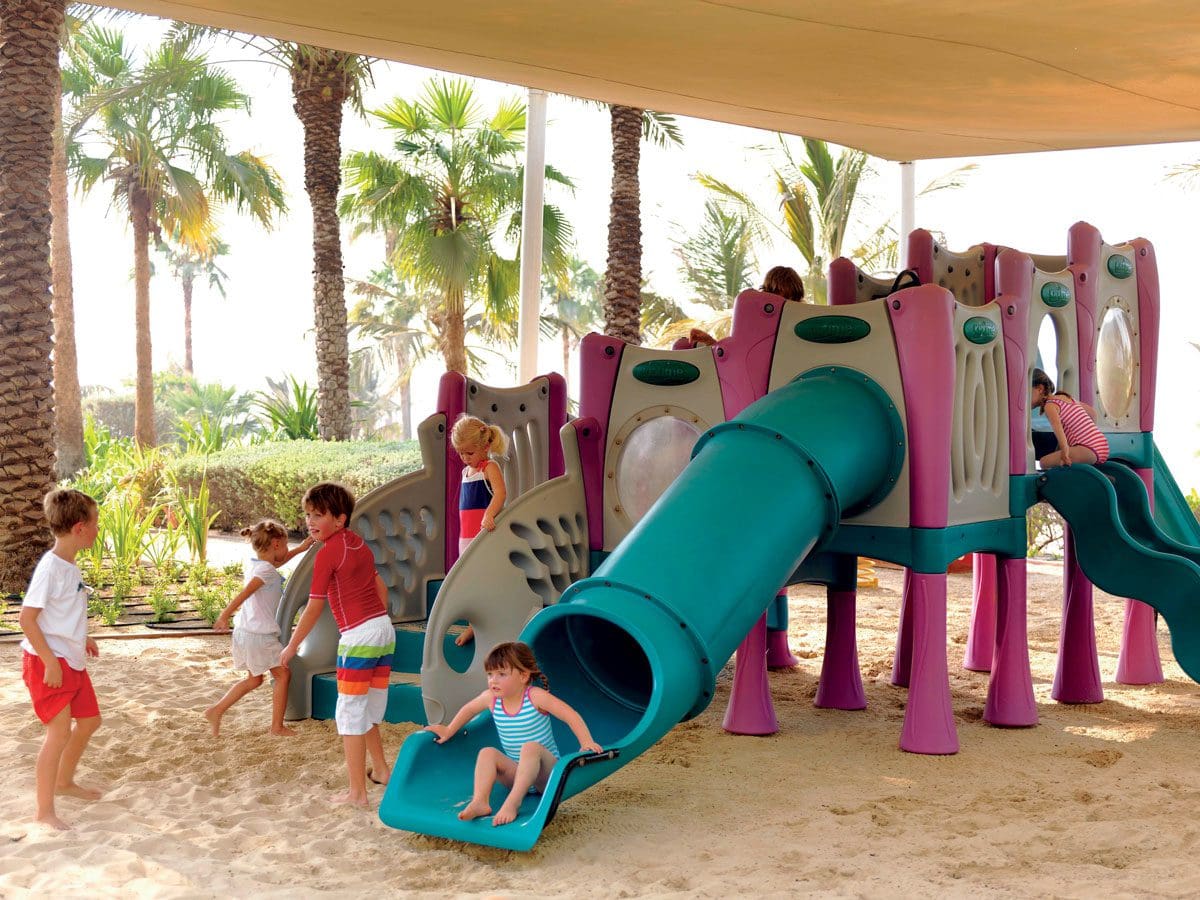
[425,641,601,827]
[450,415,508,647]
[1030,367,1109,468]
[18,489,103,830]
[205,520,313,737]
[280,483,393,806]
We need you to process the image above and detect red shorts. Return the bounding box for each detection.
[22,652,100,724]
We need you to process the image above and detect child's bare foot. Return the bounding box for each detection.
[204,707,222,737]
[329,790,369,807]
[55,782,102,801]
[454,626,474,647]
[35,812,71,831]
[457,798,491,821]
[269,725,297,737]
[492,799,521,826]
[366,765,390,786]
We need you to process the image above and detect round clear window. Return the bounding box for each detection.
[616,416,701,524]
[1096,306,1135,419]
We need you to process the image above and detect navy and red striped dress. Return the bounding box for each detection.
[459,462,497,552]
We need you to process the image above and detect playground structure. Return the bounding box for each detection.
[276,221,1200,852]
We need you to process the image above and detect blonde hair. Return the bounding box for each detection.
[44,488,98,535]
[240,518,289,553]
[451,415,508,459]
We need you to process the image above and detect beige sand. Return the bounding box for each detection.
[2,564,1199,898]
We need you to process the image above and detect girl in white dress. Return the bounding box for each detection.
[204,520,312,736]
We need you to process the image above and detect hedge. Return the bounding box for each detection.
[169,439,424,532]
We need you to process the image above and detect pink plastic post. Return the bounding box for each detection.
[815,588,867,710]
[964,553,997,671]
[766,590,800,669]
[984,557,1038,726]
[722,614,778,735]
[1051,525,1104,703]
[899,571,958,754]
[1115,467,1164,684]
[891,567,914,687]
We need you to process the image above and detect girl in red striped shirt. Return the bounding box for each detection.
[1031,368,1110,468]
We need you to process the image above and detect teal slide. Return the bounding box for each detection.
[1035,464,1200,682]
[378,369,906,850]
[1151,441,1200,548]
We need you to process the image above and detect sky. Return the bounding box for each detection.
[66,20,1200,490]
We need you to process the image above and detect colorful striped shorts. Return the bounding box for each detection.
[335,614,395,735]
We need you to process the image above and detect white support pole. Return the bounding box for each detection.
[899,161,915,256]
[518,88,548,385]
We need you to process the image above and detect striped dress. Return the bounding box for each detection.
[493,688,560,761]
[458,463,495,553]
[1045,396,1109,463]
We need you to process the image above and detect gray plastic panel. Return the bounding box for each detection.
[1091,243,1142,432]
[421,422,590,725]
[1026,265,1080,472]
[278,413,448,720]
[930,241,989,307]
[464,377,554,499]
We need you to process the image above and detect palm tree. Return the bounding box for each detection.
[340,77,574,375]
[700,136,973,304]
[541,256,602,395]
[603,105,684,344]
[65,28,285,446]
[0,0,64,590]
[156,233,230,376]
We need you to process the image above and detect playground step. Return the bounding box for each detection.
[390,621,473,675]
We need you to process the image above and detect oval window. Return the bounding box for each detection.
[616,416,700,524]
[1096,306,1135,419]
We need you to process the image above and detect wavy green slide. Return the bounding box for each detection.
[1035,463,1200,682]
[378,369,905,850]
[1151,441,1200,548]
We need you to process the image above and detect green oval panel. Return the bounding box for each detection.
[963,316,998,345]
[1040,281,1071,307]
[1106,254,1134,279]
[631,359,701,386]
[794,315,871,344]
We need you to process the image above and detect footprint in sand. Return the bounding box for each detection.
[1076,748,1123,768]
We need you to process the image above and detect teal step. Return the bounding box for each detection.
[311,621,476,725]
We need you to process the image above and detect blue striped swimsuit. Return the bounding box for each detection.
[494,688,560,761]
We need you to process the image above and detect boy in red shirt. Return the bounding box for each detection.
[19,489,103,830]
[281,482,394,806]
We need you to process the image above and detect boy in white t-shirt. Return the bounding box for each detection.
[18,488,103,831]
[204,519,312,737]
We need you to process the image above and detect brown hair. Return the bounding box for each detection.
[760,266,805,302]
[241,518,289,553]
[451,415,508,459]
[44,488,98,536]
[1031,367,1075,401]
[303,482,355,523]
[484,641,549,689]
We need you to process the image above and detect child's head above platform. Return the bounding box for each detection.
[451,415,508,468]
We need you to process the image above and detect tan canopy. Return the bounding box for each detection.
[107,1,1200,160]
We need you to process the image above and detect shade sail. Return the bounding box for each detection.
[105,0,1200,161]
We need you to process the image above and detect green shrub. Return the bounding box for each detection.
[194,587,226,625]
[168,439,423,532]
[147,579,178,623]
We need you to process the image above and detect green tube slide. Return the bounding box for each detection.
[379,368,905,850]
[1035,465,1200,682]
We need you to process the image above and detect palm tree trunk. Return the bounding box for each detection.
[604,104,643,345]
[50,78,83,477]
[442,286,467,374]
[399,374,412,442]
[0,0,64,590]
[181,271,194,376]
[130,185,156,447]
[561,328,571,396]
[292,50,351,440]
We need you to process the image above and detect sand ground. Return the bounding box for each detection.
[2,563,1198,898]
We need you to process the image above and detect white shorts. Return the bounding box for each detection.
[334,615,395,736]
[232,629,285,677]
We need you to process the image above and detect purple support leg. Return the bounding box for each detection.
[984,557,1038,727]
[1115,468,1164,684]
[964,553,997,672]
[1115,600,1164,684]
[1051,527,1104,704]
[815,588,867,710]
[722,614,778,735]
[766,590,800,669]
[899,571,958,754]
[891,568,914,687]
